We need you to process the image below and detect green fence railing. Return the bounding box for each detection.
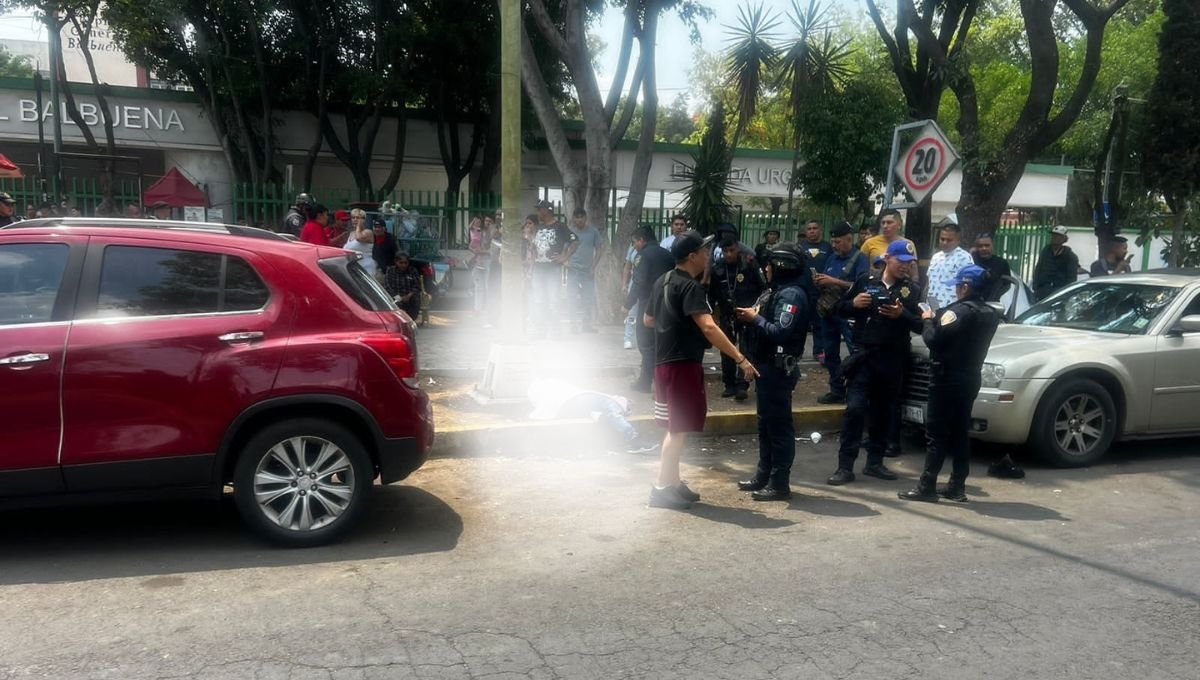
[0,176,143,216]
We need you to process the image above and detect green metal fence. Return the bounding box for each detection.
[0,176,143,215]
[232,185,504,247]
[994,223,1052,282]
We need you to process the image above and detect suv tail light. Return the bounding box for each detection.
[421,263,433,278]
[359,332,418,386]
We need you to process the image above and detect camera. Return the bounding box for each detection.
[865,282,895,309]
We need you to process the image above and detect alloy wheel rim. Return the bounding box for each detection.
[1053,394,1105,457]
[253,436,355,532]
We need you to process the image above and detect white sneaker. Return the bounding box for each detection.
[623,340,633,349]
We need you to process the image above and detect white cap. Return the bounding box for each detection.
[1050,225,1069,236]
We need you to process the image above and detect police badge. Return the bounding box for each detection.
[900,286,911,299]
[736,273,745,282]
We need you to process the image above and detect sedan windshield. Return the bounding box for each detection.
[1016,282,1180,335]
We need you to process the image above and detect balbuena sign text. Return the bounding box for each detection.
[14,99,186,132]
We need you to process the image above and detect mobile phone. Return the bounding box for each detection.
[918,302,932,314]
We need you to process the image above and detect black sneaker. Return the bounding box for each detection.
[734,389,748,402]
[826,468,855,485]
[883,446,902,458]
[737,478,768,491]
[648,484,692,510]
[721,386,737,398]
[675,482,701,503]
[817,392,846,404]
[862,464,898,480]
[988,458,1026,479]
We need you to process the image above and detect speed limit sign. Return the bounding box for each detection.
[891,122,960,205]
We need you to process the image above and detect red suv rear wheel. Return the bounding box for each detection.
[233,418,374,546]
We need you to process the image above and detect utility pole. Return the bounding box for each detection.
[499,0,522,341]
[45,12,65,203]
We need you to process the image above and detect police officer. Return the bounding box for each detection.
[0,192,21,227]
[282,193,313,236]
[710,235,766,401]
[900,264,1000,503]
[827,239,923,486]
[734,243,809,501]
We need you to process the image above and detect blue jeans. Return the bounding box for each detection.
[531,265,561,334]
[624,300,640,344]
[566,267,596,328]
[822,316,855,397]
[560,393,638,442]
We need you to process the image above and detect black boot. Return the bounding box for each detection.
[737,478,768,491]
[898,477,939,503]
[751,487,791,501]
[938,480,968,503]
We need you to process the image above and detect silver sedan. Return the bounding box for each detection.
[903,271,1200,466]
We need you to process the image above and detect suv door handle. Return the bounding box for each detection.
[0,353,50,366]
[217,331,264,344]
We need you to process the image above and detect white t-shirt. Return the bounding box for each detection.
[345,237,376,276]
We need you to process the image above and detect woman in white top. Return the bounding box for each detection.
[344,208,377,277]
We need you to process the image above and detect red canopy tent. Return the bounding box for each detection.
[143,167,206,207]
[0,153,23,179]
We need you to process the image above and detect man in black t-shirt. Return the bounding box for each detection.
[529,199,575,337]
[972,233,1013,302]
[643,231,758,510]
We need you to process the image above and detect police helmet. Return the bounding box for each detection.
[295,193,313,208]
[765,242,805,271]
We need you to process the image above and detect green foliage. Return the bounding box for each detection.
[724,3,780,145]
[0,45,33,79]
[792,77,904,216]
[676,100,734,233]
[1143,0,1200,201]
[620,94,697,144]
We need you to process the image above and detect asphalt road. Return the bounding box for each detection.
[1,436,1197,680]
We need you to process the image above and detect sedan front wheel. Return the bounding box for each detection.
[1030,378,1117,467]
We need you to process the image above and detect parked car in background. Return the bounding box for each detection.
[0,218,433,546]
[903,271,1200,466]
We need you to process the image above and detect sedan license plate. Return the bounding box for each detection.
[903,404,925,424]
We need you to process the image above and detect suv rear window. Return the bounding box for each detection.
[96,246,270,318]
[319,256,399,312]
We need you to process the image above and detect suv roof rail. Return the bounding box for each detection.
[0,217,291,242]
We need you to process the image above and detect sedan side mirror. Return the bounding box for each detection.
[1178,314,1200,334]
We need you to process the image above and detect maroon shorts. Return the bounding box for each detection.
[654,361,707,433]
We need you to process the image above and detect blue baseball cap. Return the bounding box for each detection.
[886,239,917,262]
[950,264,988,288]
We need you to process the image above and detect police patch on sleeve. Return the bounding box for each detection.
[940,310,958,326]
[780,304,798,327]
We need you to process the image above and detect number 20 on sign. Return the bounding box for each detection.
[891,122,960,205]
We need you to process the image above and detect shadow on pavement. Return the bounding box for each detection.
[962,500,1069,521]
[791,492,880,518]
[688,503,796,529]
[0,485,462,586]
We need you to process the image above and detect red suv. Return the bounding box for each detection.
[0,219,433,546]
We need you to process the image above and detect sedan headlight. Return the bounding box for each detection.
[981,363,1006,388]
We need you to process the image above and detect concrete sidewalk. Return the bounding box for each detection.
[416,310,846,456]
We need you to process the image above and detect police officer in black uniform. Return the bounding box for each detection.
[0,192,21,227]
[827,239,924,486]
[900,265,1000,503]
[282,193,313,236]
[734,243,809,500]
[710,236,766,401]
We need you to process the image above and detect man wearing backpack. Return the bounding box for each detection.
[814,222,869,404]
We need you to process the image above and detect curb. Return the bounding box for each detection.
[430,405,845,458]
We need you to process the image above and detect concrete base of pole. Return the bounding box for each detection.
[470,342,534,404]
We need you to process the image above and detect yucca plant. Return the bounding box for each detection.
[675,100,735,234]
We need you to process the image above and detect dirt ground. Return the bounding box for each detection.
[427,363,831,430]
